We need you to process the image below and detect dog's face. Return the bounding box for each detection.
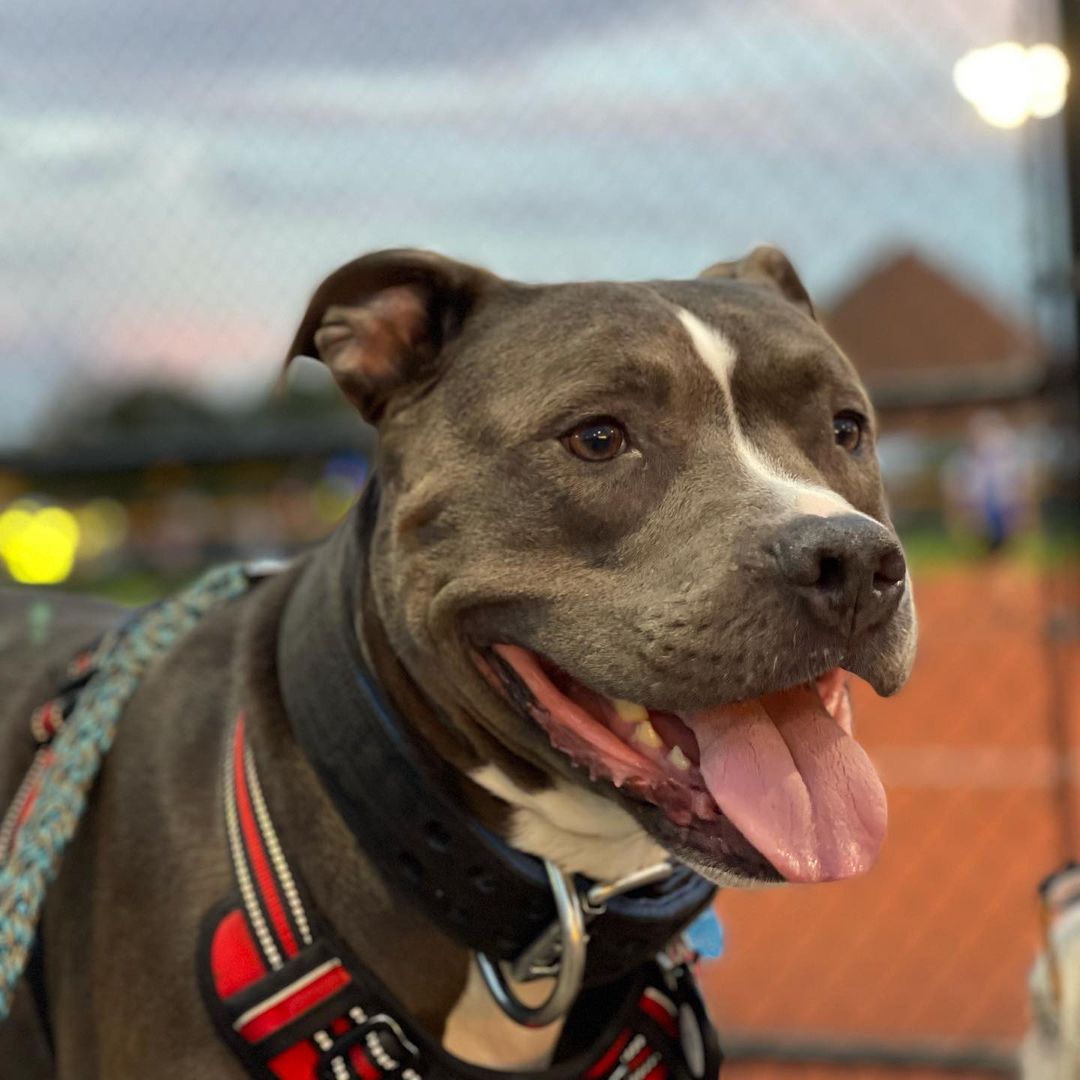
[287,248,917,887]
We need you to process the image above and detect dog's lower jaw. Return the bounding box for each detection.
[469,763,668,881]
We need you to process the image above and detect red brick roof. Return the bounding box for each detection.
[824,249,1039,379]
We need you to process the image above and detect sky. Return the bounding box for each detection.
[0,0,1063,447]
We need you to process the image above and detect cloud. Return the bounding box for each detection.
[97,310,279,379]
[3,0,692,107]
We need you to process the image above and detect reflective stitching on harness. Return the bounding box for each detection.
[243,743,313,947]
[367,1029,397,1071]
[606,1033,650,1080]
[225,730,282,970]
[642,987,676,1017]
[628,1053,663,1080]
[232,958,345,1031]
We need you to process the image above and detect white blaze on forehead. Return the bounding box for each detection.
[675,307,865,521]
[677,306,737,389]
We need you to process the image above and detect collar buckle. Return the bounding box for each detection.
[476,860,674,1028]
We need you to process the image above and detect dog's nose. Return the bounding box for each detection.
[771,514,907,635]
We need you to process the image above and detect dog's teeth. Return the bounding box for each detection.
[667,745,691,771]
[632,720,663,749]
[612,699,649,724]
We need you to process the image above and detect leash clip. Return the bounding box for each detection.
[476,860,673,1028]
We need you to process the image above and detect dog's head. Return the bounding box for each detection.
[286,248,917,887]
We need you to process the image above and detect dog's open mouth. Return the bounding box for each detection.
[477,644,887,885]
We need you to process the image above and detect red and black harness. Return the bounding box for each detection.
[200,714,721,1080]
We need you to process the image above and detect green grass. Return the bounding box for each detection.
[899,526,1080,571]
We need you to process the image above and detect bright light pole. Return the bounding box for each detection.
[952,39,1074,407]
[953,41,1070,129]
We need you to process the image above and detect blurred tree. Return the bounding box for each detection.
[32,376,371,459]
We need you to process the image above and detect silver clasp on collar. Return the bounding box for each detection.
[475,860,674,1028]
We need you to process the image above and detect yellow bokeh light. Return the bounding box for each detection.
[953,42,1070,129]
[0,501,81,585]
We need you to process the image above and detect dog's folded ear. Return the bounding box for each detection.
[285,249,495,421]
[698,245,815,319]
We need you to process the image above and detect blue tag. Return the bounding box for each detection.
[685,907,724,961]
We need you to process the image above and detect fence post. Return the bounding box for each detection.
[1054,0,1080,405]
[1048,0,1080,858]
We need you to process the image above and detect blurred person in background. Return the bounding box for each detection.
[941,409,1038,557]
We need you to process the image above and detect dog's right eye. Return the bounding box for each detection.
[562,418,628,462]
[832,411,866,453]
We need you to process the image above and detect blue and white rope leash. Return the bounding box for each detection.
[0,564,253,1018]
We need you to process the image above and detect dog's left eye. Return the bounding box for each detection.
[832,411,866,452]
[562,418,628,462]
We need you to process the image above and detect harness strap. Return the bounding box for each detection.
[201,716,723,1079]
[226,715,312,968]
[206,713,424,1079]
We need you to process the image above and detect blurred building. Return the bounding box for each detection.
[827,249,1045,417]
[0,380,373,590]
[824,249,1052,527]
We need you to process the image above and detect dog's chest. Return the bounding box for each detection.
[442,961,565,1070]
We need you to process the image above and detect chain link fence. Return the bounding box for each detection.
[2,1,1078,1076]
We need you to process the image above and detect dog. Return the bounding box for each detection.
[0,246,917,1077]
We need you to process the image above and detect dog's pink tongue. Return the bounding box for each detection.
[684,685,886,883]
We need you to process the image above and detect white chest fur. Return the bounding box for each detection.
[468,765,667,881]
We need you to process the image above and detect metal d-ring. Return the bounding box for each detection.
[475,860,586,1028]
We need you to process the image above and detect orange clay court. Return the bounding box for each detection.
[700,561,1080,1078]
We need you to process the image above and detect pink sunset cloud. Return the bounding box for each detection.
[95,310,284,386]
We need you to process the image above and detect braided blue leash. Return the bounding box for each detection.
[0,563,253,1018]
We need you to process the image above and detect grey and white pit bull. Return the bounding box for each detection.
[0,247,916,1077]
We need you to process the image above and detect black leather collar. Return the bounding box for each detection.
[276,479,716,987]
